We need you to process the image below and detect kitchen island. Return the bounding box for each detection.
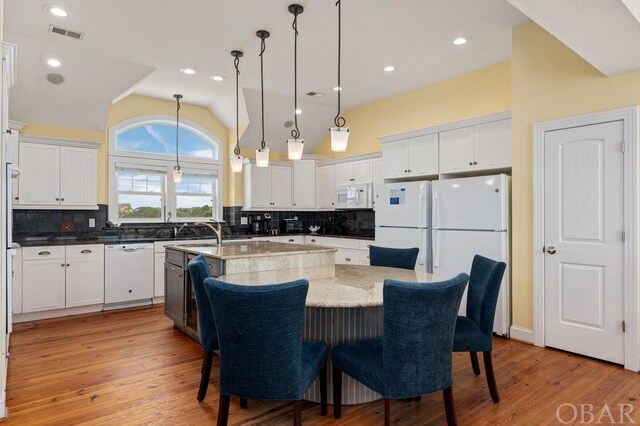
[164,241,336,341]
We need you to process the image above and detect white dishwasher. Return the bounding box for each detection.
[105,243,154,304]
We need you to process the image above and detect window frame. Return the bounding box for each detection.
[115,169,166,223]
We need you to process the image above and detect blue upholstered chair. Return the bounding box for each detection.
[204,278,329,426]
[332,273,469,426]
[453,255,507,403]
[369,245,419,270]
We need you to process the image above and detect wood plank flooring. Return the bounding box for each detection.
[5,306,640,425]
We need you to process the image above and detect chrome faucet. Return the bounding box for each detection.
[174,223,188,237]
[195,220,223,245]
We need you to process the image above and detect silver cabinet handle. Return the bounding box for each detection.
[81,249,92,254]
[55,198,60,201]
[546,246,557,255]
[60,263,65,267]
[311,239,316,243]
[39,251,51,256]
[469,162,473,166]
[288,239,294,242]
[60,198,65,201]
[367,244,371,248]
[66,263,70,267]
[367,255,370,259]
[345,257,351,262]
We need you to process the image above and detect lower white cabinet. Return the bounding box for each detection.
[280,235,305,244]
[335,248,359,265]
[154,252,165,297]
[304,235,373,265]
[22,257,66,313]
[65,245,104,308]
[12,248,22,315]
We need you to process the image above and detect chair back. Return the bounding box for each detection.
[204,278,309,400]
[382,273,468,398]
[369,246,419,270]
[186,255,218,351]
[465,255,507,336]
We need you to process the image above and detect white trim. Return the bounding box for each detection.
[509,326,534,344]
[316,152,382,167]
[532,106,639,372]
[18,134,101,149]
[2,42,17,87]
[378,110,511,144]
[8,120,24,131]
[12,304,103,323]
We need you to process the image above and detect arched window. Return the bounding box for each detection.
[108,115,223,223]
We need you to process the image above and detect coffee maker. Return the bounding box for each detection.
[248,213,271,234]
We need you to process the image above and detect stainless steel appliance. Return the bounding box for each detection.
[335,183,373,209]
[248,213,271,234]
[280,218,303,233]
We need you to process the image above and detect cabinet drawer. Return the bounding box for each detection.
[280,235,305,244]
[335,249,359,265]
[66,244,103,259]
[165,249,184,267]
[23,246,65,261]
[324,237,360,250]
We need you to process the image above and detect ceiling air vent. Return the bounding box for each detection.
[48,25,84,40]
[306,91,325,98]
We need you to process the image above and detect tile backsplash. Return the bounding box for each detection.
[13,205,108,235]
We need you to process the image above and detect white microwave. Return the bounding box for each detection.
[335,183,373,209]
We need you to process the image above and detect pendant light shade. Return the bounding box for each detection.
[256,30,271,167]
[229,50,244,173]
[331,0,349,152]
[172,94,183,182]
[287,4,304,160]
[173,169,183,183]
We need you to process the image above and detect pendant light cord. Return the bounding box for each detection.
[174,96,181,171]
[234,54,241,156]
[334,0,346,128]
[291,11,301,140]
[260,36,267,150]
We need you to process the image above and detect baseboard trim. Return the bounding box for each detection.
[509,325,534,344]
[13,305,103,323]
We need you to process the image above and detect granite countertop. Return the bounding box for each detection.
[167,241,337,260]
[218,264,440,308]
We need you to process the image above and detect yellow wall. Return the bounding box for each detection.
[314,61,512,157]
[511,22,640,329]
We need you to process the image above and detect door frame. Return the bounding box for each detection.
[532,106,639,371]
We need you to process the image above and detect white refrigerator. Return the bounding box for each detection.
[432,174,510,337]
[375,181,431,273]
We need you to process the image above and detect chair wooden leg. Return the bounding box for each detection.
[197,350,214,401]
[217,394,230,426]
[239,398,248,408]
[470,352,481,376]
[442,386,458,426]
[292,400,302,426]
[332,367,342,419]
[483,351,500,402]
[319,365,328,415]
[384,398,391,426]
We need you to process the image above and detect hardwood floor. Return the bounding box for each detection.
[5,306,640,425]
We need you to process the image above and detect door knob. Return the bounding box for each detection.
[546,246,557,255]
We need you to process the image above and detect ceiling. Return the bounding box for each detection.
[5,0,529,151]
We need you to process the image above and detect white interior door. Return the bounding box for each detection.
[544,120,625,364]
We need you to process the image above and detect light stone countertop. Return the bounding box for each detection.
[168,241,336,260]
[218,264,442,308]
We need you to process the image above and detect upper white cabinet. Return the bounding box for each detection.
[17,137,99,209]
[334,159,373,186]
[383,134,438,179]
[316,164,335,210]
[439,119,511,174]
[293,160,316,209]
[243,162,293,210]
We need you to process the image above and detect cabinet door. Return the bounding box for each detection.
[473,119,511,171]
[270,166,292,209]
[352,159,373,183]
[22,259,66,313]
[383,140,408,179]
[164,262,185,325]
[439,127,474,173]
[316,165,335,210]
[408,134,439,176]
[60,146,98,206]
[66,257,104,307]
[293,160,316,209]
[12,249,22,315]
[373,157,384,210]
[334,162,353,186]
[154,252,165,297]
[335,248,359,265]
[247,164,271,209]
[18,143,60,205]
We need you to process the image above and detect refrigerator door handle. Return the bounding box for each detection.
[433,230,440,268]
[433,192,439,229]
[418,184,424,228]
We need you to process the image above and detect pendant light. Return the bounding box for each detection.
[172,94,183,182]
[330,0,349,152]
[287,4,304,160]
[229,50,244,173]
[256,30,270,167]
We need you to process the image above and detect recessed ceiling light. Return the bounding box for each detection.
[46,58,62,68]
[180,67,198,75]
[46,6,69,17]
[209,74,225,81]
[451,36,470,46]
[333,86,342,91]
[383,65,395,72]
[295,109,303,115]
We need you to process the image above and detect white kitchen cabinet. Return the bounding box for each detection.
[335,160,373,186]
[335,248,359,265]
[439,119,511,173]
[243,163,292,210]
[22,256,66,313]
[65,245,104,308]
[154,252,165,297]
[383,134,438,179]
[334,162,353,186]
[280,235,305,244]
[12,248,22,315]
[316,165,335,210]
[18,140,99,208]
[293,160,316,209]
